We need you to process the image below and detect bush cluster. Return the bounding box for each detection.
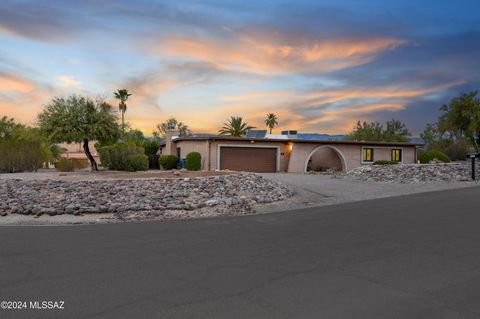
[159,155,177,170]
[98,143,147,171]
[55,158,90,172]
[185,152,201,171]
[419,150,450,164]
[55,158,75,172]
[373,160,400,165]
[124,154,149,172]
[0,140,43,173]
[428,138,471,161]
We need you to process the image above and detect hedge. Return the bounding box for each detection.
[0,140,43,173]
[124,154,149,172]
[185,152,201,171]
[373,160,399,165]
[159,155,177,170]
[55,158,75,172]
[419,150,450,164]
[98,143,146,171]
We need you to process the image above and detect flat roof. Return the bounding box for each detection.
[166,135,423,147]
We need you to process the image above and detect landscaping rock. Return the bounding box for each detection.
[0,173,294,220]
[336,162,479,183]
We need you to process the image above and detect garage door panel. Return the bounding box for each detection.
[220,147,276,172]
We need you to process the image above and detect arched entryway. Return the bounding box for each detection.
[304,145,347,172]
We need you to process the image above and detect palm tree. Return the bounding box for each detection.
[219,116,255,137]
[265,113,278,134]
[114,89,132,136]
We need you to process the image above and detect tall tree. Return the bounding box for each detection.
[38,95,120,171]
[421,123,442,146]
[383,119,410,142]
[219,116,255,137]
[124,129,145,143]
[265,113,278,134]
[438,91,480,151]
[153,118,192,138]
[0,116,19,139]
[114,89,132,137]
[344,119,410,142]
[344,121,384,141]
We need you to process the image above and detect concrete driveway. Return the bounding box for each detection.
[1,186,480,318]
[259,173,477,212]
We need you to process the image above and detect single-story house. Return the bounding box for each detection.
[58,141,100,164]
[160,130,422,173]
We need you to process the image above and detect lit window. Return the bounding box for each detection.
[391,149,402,162]
[363,148,374,162]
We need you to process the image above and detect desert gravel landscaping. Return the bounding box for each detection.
[0,171,294,225]
[1,162,478,225]
[337,161,480,183]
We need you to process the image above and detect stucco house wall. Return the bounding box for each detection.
[162,134,419,173]
[174,140,209,170]
[287,143,418,173]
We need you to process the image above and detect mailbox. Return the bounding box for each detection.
[467,153,480,180]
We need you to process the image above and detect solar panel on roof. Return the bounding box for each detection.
[245,130,267,138]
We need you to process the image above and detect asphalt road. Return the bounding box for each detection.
[1,186,480,319]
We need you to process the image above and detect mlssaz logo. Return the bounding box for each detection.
[29,301,65,310]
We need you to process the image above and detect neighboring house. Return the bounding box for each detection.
[58,141,100,164]
[160,130,422,173]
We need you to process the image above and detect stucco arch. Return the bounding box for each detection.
[304,145,348,172]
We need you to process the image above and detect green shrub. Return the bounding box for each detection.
[124,154,148,172]
[98,142,145,171]
[159,155,177,170]
[185,152,201,171]
[373,160,399,165]
[97,145,113,168]
[55,158,75,172]
[143,140,160,155]
[419,150,450,164]
[71,158,90,170]
[0,140,43,173]
[429,138,471,161]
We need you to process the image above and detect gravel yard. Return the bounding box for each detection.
[0,172,294,225]
[1,163,479,225]
[337,162,479,183]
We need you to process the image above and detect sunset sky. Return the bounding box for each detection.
[1,0,479,136]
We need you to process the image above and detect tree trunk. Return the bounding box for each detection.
[83,139,98,171]
[121,111,125,137]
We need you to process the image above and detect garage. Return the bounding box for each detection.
[219,146,277,172]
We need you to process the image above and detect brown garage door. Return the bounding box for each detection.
[220,147,277,172]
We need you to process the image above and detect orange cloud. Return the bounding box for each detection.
[214,79,465,134]
[220,90,294,103]
[0,73,35,93]
[304,80,466,106]
[154,34,405,74]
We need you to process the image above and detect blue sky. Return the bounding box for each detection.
[0,0,479,135]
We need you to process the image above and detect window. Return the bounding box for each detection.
[391,149,402,162]
[363,148,374,162]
